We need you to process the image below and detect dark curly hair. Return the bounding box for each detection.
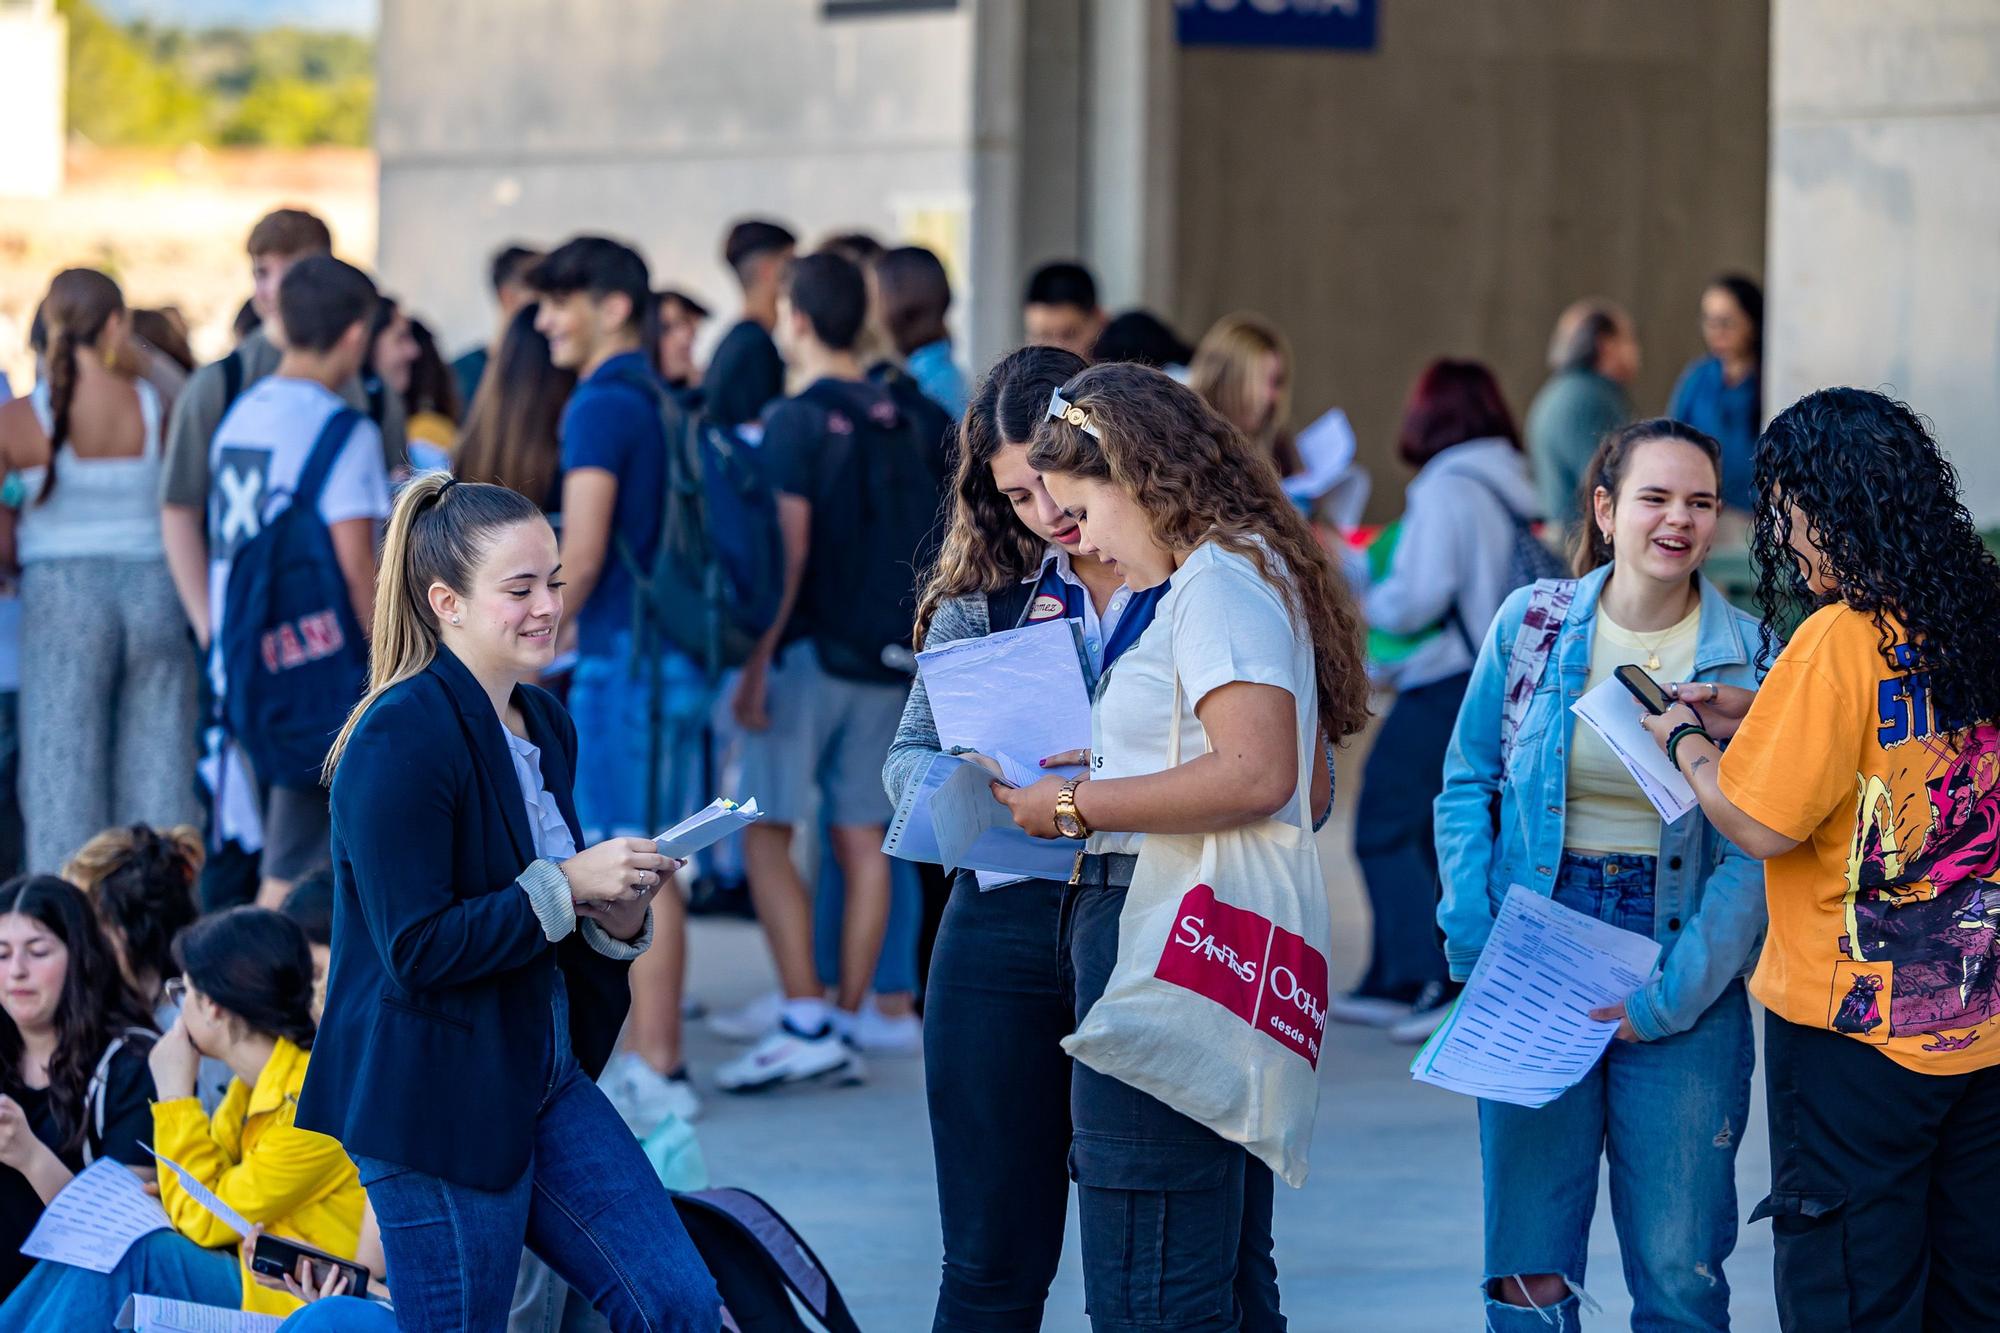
[912,345,1089,646]
[1027,363,1372,741]
[0,876,155,1155]
[1753,387,2000,729]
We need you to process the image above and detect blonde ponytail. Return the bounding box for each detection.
[323,473,455,779]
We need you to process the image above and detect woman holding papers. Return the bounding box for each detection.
[1433,420,1765,1332]
[0,906,363,1324]
[0,875,156,1300]
[294,476,717,1332]
[991,363,1366,1330]
[1641,388,2000,1330]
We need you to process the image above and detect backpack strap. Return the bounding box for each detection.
[219,349,245,414]
[290,407,364,513]
[1497,578,1577,775]
[81,1027,157,1166]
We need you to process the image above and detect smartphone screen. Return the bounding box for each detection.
[1615,664,1674,716]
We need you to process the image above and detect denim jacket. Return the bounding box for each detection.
[1433,564,1766,1041]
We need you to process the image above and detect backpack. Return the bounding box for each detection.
[80,1029,156,1167]
[795,380,950,685]
[218,407,372,791]
[670,1188,862,1333]
[601,362,786,680]
[1446,471,1569,655]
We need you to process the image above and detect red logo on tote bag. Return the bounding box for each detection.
[1155,883,1327,1066]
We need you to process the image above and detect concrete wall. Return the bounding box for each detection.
[376,0,975,359]
[1766,0,2000,521]
[0,1,65,200]
[1172,1,1769,515]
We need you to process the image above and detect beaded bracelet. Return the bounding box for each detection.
[1666,722,1713,772]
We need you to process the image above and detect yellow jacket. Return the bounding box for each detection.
[152,1037,365,1316]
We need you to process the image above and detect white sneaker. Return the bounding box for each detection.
[849,1000,921,1056]
[598,1052,703,1134]
[706,989,783,1043]
[1327,991,1413,1029]
[714,1021,866,1094]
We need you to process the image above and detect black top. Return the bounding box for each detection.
[0,1043,156,1297]
[703,319,785,429]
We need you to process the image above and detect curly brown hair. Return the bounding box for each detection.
[1026,363,1371,741]
[912,345,1088,646]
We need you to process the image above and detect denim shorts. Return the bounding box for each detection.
[736,642,905,828]
[569,633,714,841]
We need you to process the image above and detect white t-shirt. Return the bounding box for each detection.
[1088,541,1317,853]
[206,376,390,695]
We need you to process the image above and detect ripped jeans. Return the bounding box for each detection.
[1476,852,1752,1332]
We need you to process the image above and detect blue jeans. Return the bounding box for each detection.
[280,1296,399,1330]
[1477,852,1753,1332]
[571,634,714,842]
[0,1227,239,1329]
[353,982,719,1332]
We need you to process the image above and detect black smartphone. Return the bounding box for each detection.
[250,1232,369,1299]
[1615,663,1674,716]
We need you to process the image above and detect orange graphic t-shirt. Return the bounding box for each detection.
[1721,604,2000,1074]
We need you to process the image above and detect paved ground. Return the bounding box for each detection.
[678,726,1780,1332]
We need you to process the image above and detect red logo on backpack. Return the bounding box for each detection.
[1154,883,1328,1066]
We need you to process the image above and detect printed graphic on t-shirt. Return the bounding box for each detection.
[212,445,274,562]
[1836,643,2000,1052]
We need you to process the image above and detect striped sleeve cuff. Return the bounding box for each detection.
[581,908,653,961]
[517,859,576,941]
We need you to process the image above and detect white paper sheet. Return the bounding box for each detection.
[882,754,1077,885]
[654,798,763,859]
[916,619,1091,786]
[1570,677,1699,824]
[1282,407,1373,528]
[116,1295,284,1333]
[1411,885,1663,1108]
[21,1159,170,1273]
[142,1146,250,1238]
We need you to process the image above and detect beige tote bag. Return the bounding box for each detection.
[1062,668,1332,1188]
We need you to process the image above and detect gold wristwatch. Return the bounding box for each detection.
[1054,779,1090,840]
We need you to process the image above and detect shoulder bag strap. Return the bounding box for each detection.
[1497,578,1577,776]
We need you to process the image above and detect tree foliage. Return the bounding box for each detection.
[58,0,374,148]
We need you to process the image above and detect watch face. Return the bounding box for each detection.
[1055,813,1083,839]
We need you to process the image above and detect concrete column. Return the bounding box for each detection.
[1766,0,2000,520]
[1081,0,1179,314]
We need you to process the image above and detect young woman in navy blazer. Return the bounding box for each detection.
[296,475,718,1332]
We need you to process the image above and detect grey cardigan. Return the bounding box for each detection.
[882,590,1336,829]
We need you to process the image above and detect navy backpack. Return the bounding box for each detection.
[604,363,786,681]
[218,408,371,791]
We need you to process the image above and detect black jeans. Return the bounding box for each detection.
[1353,671,1469,1000]
[1758,1011,2000,1331]
[924,871,1283,1332]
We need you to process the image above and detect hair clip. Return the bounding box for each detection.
[1047,387,1102,440]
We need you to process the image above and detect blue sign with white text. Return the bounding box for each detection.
[1175,0,1377,51]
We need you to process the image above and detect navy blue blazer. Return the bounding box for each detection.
[296,646,633,1190]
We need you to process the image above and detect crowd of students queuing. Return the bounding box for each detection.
[0,193,1992,1333]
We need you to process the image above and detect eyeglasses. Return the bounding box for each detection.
[163,977,188,1009]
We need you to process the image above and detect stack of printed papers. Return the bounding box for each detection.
[1412,885,1662,1107]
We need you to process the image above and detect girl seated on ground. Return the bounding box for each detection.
[0,907,364,1324]
[0,875,158,1302]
